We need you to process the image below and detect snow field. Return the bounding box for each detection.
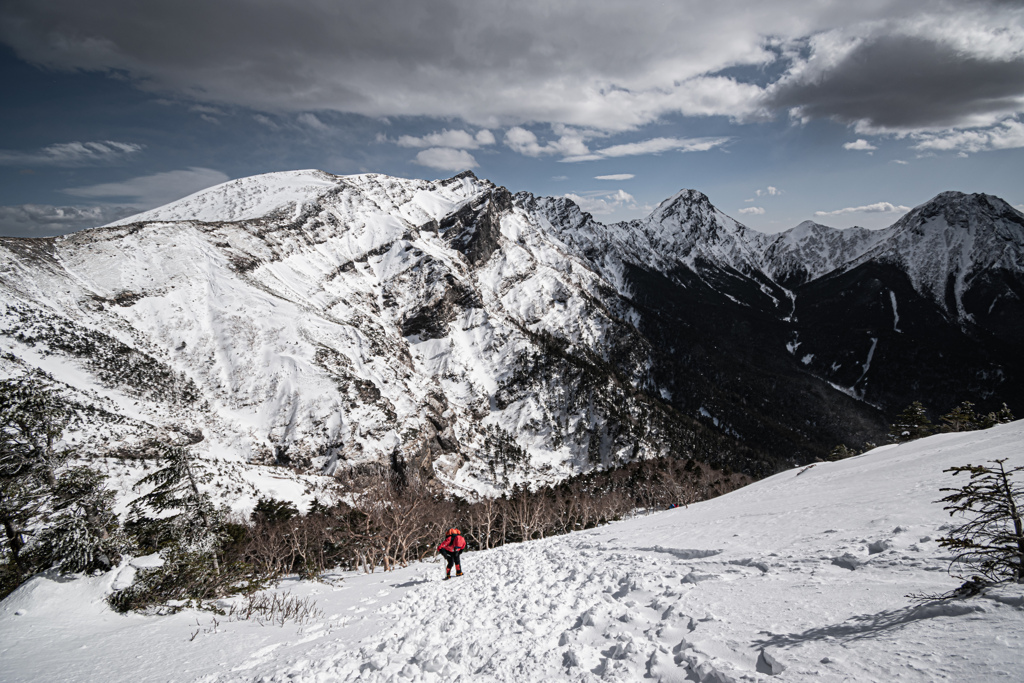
[106,171,343,226]
[3,422,1023,682]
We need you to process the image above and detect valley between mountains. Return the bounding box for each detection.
[0,169,1021,497]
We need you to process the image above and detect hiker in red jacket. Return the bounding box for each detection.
[438,528,466,580]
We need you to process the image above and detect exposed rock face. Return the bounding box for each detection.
[0,171,1020,497]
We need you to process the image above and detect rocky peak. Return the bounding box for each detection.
[892,191,1024,241]
[648,189,715,223]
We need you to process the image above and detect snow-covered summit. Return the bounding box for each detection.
[624,188,765,274]
[849,191,1024,319]
[106,170,345,225]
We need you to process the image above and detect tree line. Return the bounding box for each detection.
[824,400,1016,461]
[888,400,1015,443]
[0,374,749,610]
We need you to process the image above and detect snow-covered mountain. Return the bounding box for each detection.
[4,420,1022,682]
[0,170,1021,496]
[758,220,892,288]
[852,191,1024,333]
[0,170,730,496]
[776,192,1024,410]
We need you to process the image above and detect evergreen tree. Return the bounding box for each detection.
[0,375,71,577]
[888,401,934,443]
[826,444,856,461]
[251,496,299,524]
[0,374,70,484]
[0,476,44,576]
[980,404,1016,429]
[38,466,128,573]
[939,401,981,433]
[130,443,224,575]
[938,459,1024,584]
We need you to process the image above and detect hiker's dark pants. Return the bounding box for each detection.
[440,549,462,572]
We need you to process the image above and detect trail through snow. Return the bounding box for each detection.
[2,423,1023,682]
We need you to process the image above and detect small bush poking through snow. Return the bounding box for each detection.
[226,591,324,626]
[938,458,1024,586]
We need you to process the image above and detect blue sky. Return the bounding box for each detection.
[1,0,1022,237]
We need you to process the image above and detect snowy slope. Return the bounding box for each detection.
[106,170,344,225]
[848,192,1024,320]
[0,169,681,500]
[3,421,1022,683]
[758,220,892,287]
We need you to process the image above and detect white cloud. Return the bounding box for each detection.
[562,136,730,163]
[1015,204,1024,212]
[253,114,280,129]
[843,139,877,151]
[563,189,637,216]
[891,159,909,165]
[297,113,330,131]
[412,148,478,171]
[912,118,1024,154]
[504,126,592,158]
[745,186,782,202]
[190,104,224,116]
[0,141,143,166]
[595,174,634,181]
[474,129,497,146]
[814,201,911,217]
[63,167,230,207]
[0,1,785,131]
[395,129,496,150]
[514,132,729,164]
[738,206,765,215]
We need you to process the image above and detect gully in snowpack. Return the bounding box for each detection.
[438,528,466,580]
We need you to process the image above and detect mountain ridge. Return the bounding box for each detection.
[0,171,1020,498]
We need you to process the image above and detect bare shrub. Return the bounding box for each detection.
[227,591,324,626]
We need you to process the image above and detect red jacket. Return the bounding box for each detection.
[438,533,466,552]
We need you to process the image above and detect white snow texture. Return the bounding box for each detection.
[2,422,1023,682]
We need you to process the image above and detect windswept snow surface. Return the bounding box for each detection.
[3,422,1023,682]
[105,170,343,226]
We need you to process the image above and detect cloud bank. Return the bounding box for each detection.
[814,201,911,217]
[412,148,478,171]
[395,129,495,149]
[0,141,142,167]
[768,29,1024,133]
[564,189,637,216]
[3,1,1020,136]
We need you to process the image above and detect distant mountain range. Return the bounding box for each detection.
[1,170,1020,494]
